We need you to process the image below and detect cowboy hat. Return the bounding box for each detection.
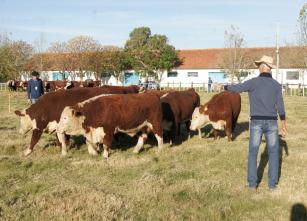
[254,55,276,69]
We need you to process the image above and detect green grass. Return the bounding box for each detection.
[0,91,306,220]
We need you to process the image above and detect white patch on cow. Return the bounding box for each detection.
[115,121,153,137]
[64,81,72,90]
[103,149,109,159]
[211,120,226,130]
[86,127,106,144]
[57,132,68,156]
[18,110,37,134]
[133,133,148,153]
[57,107,86,135]
[45,120,58,133]
[162,120,173,131]
[190,107,209,131]
[86,141,98,155]
[155,134,163,150]
[78,94,112,108]
[160,93,169,99]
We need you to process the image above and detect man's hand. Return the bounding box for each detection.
[280,120,287,137]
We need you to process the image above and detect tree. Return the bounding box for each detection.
[220,25,250,83]
[66,35,101,81]
[124,27,180,83]
[48,42,75,80]
[10,40,34,79]
[292,3,307,69]
[0,34,34,81]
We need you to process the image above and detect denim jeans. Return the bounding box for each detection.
[248,120,279,188]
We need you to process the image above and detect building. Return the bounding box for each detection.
[160,47,307,88]
[21,47,306,87]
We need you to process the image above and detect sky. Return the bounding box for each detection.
[0,0,306,50]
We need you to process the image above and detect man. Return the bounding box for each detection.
[208,77,213,92]
[27,71,44,104]
[217,55,287,190]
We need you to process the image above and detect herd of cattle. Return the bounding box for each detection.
[14,85,241,158]
[7,79,101,92]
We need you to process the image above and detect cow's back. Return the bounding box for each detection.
[77,93,162,132]
[26,86,139,129]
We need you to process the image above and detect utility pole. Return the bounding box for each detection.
[276,23,280,83]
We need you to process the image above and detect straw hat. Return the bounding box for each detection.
[254,55,276,69]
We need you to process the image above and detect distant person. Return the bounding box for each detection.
[208,77,213,92]
[216,55,287,190]
[27,71,44,104]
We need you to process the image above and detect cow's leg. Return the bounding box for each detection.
[198,128,202,139]
[86,141,98,155]
[57,132,69,156]
[102,132,113,159]
[133,133,148,153]
[154,134,163,150]
[24,129,43,156]
[213,129,219,140]
[185,121,191,139]
[225,121,233,142]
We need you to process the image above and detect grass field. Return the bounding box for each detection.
[0,91,306,221]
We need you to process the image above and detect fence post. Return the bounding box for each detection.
[179,82,181,91]
[191,82,193,88]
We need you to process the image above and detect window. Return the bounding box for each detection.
[167,71,178,77]
[286,71,299,80]
[188,72,198,77]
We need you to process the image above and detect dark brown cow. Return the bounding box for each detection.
[7,80,18,91]
[82,80,101,87]
[190,91,241,141]
[160,88,200,144]
[57,93,164,158]
[14,85,141,156]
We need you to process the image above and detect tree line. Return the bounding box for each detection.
[0,27,180,84]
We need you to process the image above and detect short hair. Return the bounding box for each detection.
[31,71,39,76]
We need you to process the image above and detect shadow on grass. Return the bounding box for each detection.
[233,121,250,140]
[257,135,289,185]
[290,203,307,221]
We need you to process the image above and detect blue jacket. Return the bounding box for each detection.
[225,73,285,120]
[27,79,44,99]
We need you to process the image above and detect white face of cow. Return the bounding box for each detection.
[57,107,85,135]
[190,107,210,131]
[14,109,36,134]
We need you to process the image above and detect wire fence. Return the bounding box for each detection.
[1,82,306,96]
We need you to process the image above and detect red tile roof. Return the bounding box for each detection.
[177,47,302,69]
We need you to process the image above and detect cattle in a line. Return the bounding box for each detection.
[190,91,241,141]
[7,80,27,91]
[14,85,142,156]
[159,88,200,144]
[57,93,164,158]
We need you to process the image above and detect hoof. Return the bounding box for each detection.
[23,148,32,156]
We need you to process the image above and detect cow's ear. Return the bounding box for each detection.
[14,110,25,117]
[72,109,82,117]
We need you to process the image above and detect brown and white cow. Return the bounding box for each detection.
[190,91,241,141]
[14,85,141,156]
[57,93,164,158]
[160,88,200,144]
